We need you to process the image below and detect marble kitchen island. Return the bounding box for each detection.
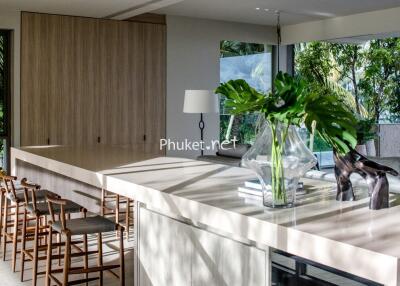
[11,146,400,286]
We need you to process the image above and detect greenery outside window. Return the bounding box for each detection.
[295,37,400,167]
[219,40,272,144]
[0,30,11,170]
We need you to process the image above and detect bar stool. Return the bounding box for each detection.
[46,195,125,286]
[0,174,55,272]
[0,171,22,253]
[19,179,87,286]
[101,189,133,237]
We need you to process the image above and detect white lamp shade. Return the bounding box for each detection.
[183,90,219,114]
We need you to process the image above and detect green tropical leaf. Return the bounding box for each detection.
[217,72,358,155]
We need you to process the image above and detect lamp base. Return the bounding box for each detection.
[199,113,204,156]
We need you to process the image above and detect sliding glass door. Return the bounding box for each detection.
[0,30,11,171]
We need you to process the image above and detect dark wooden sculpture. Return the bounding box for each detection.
[334,149,399,210]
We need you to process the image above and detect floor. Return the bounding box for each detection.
[0,229,135,286]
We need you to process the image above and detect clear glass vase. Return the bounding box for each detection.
[242,122,317,208]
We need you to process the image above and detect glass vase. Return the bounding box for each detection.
[242,122,317,208]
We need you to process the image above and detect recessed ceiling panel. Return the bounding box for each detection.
[0,0,399,24]
[156,0,400,25]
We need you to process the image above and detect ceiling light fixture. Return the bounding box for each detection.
[255,7,260,10]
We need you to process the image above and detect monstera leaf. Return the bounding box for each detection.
[216,73,358,155]
[215,79,265,114]
[304,87,357,154]
[264,72,308,126]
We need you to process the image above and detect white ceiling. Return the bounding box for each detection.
[156,0,400,25]
[0,0,181,19]
[0,0,399,25]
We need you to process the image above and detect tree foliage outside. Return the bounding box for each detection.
[295,38,400,153]
[0,32,7,160]
[220,41,265,58]
[219,38,400,153]
[295,38,400,123]
[0,32,6,134]
[219,40,272,144]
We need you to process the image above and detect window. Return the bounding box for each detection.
[295,37,400,166]
[219,40,272,144]
[0,31,11,170]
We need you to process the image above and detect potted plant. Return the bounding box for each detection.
[216,72,357,208]
[356,118,377,156]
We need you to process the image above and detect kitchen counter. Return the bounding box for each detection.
[11,146,400,285]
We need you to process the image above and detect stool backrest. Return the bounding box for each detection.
[20,178,41,211]
[47,195,68,231]
[0,172,18,200]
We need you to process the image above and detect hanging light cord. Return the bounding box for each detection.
[276,11,281,72]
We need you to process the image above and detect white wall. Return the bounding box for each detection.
[282,6,400,44]
[0,10,20,147]
[166,15,276,158]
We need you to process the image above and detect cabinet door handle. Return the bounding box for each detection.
[97,136,101,143]
[47,138,50,145]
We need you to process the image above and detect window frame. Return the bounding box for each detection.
[0,30,12,171]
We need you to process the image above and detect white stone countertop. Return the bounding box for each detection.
[11,145,400,285]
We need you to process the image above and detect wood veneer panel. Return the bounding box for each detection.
[48,14,75,145]
[47,15,100,146]
[143,24,166,155]
[46,14,63,145]
[21,13,165,155]
[21,12,50,146]
[127,13,166,25]
[22,13,100,146]
[98,20,144,147]
[70,16,100,146]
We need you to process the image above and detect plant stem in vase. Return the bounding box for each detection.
[270,122,288,205]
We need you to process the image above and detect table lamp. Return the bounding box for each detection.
[183,90,219,156]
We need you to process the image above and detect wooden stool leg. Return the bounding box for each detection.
[11,202,19,272]
[83,233,88,286]
[2,198,8,260]
[98,233,103,286]
[20,208,27,282]
[83,210,88,286]
[115,195,120,224]
[125,199,130,237]
[0,190,3,247]
[44,216,48,246]
[45,226,53,286]
[32,216,40,286]
[101,189,105,216]
[57,214,61,266]
[115,195,120,239]
[39,216,43,246]
[62,233,71,286]
[119,227,125,286]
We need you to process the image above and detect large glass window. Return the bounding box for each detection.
[219,40,272,144]
[295,37,400,166]
[0,31,11,170]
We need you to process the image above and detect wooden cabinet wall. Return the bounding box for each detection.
[21,12,166,154]
[144,24,166,155]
